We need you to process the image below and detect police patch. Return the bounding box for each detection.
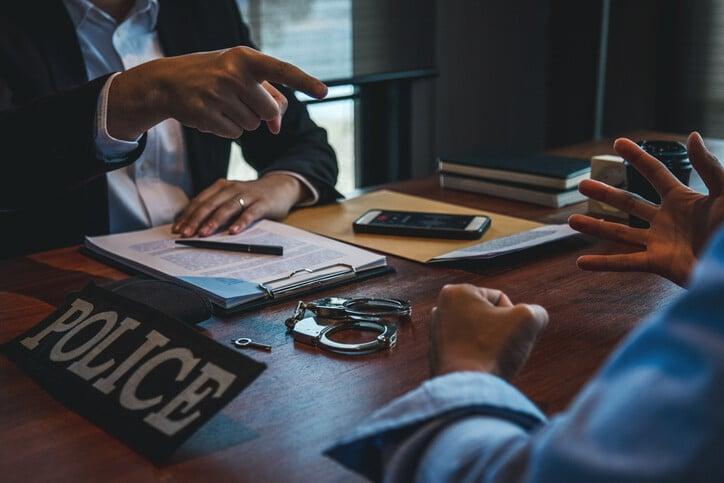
[1,282,265,460]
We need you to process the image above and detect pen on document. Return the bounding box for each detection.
[175,240,284,256]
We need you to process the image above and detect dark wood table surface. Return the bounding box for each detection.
[1,131,716,482]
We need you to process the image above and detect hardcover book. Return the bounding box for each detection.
[438,153,590,190]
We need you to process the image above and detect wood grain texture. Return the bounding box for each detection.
[0,131,715,482]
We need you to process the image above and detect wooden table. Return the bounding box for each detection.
[0,131,714,482]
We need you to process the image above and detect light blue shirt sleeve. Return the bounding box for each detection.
[327,227,724,482]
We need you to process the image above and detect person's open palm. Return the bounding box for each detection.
[569,132,724,286]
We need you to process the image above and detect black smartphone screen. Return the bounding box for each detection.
[369,211,474,230]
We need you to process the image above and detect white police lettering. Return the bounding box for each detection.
[20,298,94,350]
[119,348,200,411]
[145,361,236,435]
[17,296,240,439]
[93,329,169,394]
[49,311,118,362]
[68,317,140,380]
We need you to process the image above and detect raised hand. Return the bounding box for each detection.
[107,46,327,140]
[430,284,548,380]
[569,132,724,286]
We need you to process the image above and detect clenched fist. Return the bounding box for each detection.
[430,284,549,380]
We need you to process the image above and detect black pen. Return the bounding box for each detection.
[175,240,284,256]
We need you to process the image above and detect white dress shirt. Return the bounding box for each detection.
[63,0,318,233]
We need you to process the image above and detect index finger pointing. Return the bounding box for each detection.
[614,138,684,197]
[252,54,328,99]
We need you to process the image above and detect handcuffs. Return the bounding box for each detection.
[285,297,411,355]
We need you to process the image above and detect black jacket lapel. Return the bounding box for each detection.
[157,0,199,57]
[33,1,88,89]
[32,2,106,234]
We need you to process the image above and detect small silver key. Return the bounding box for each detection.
[231,337,272,351]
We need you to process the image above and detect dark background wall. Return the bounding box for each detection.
[410,0,724,178]
[237,0,723,185]
[543,0,602,148]
[434,1,549,158]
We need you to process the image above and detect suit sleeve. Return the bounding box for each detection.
[239,87,341,203]
[0,74,146,211]
[226,4,341,203]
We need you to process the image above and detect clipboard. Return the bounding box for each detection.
[228,264,394,315]
[82,246,394,315]
[82,220,394,314]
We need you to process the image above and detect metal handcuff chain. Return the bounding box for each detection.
[285,297,411,355]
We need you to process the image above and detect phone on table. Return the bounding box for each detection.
[352,209,491,240]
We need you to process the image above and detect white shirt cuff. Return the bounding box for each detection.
[95,73,142,161]
[265,170,320,206]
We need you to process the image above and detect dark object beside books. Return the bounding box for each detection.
[627,140,691,228]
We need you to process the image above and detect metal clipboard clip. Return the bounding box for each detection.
[257,263,357,299]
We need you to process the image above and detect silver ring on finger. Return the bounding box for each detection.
[238,196,246,209]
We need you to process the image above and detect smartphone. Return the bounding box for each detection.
[352,209,491,240]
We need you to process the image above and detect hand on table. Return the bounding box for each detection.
[172,173,308,237]
[569,132,724,286]
[430,284,549,380]
[108,46,327,140]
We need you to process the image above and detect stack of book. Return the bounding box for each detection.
[438,153,591,208]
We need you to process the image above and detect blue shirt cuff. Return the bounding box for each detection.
[325,371,546,480]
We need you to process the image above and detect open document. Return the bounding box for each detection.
[86,220,387,310]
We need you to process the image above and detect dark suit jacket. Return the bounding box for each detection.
[0,0,339,258]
